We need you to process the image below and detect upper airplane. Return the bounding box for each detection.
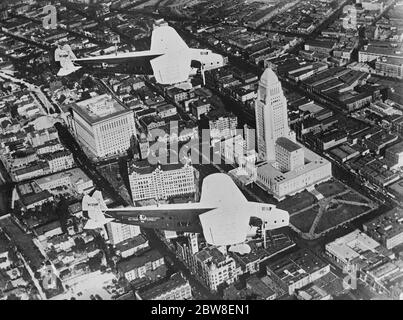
[82,173,289,251]
[54,25,225,89]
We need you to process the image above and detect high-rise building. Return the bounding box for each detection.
[106,221,141,246]
[255,68,292,161]
[254,69,331,200]
[71,94,136,158]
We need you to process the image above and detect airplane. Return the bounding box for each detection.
[82,173,289,251]
[54,24,226,89]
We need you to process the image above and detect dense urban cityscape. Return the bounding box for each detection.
[0,0,402,305]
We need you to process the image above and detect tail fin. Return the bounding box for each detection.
[82,191,114,230]
[54,44,81,76]
[150,25,189,53]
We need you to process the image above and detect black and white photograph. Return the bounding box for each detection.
[0,0,402,311]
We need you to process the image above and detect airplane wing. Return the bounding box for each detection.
[106,205,214,233]
[82,195,214,233]
[74,51,163,76]
[75,51,163,65]
[56,45,163,76]
[200,173,248,206]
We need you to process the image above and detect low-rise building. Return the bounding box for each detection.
[35,221,63,242]
[117,249,165,282]
[325,229,394,271]
[366,131,398,154]
[106,221,141,246]
[385,141,403,168]
[115,234,149,258]
[297,284,332,300]
[190,99,211,120]
[156,104,177,119]
[363,208,403,250]
[135,273,192,300]
[40,150,74,173]
[246,275,277,300]
[266,249,330,295]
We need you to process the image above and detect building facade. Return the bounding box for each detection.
[106,221,141,246]
[266,249,330,295]
[208,114,238,142]
[71,94,136,158]
[129,161,196,202]
[363,208,403,250]
[194,247,241,292]
[255,68,292,161]
[117,249,165,282]
[135,273,192,300]
[275,137,304,172]
[254,68,332,200]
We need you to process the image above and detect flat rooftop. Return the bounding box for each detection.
[276,137,302,153]
[117,249,163,273]
[35,168,92,186]
[363,208,403,243]
[386,141,403,154]
[257,143,331,183]
[137,273,188,300]
[71,94,129,125]
[325,229,381,263]
[266,249,329,286]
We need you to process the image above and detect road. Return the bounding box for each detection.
[54,123,127,206]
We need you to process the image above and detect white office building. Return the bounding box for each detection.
[129,161,196,202]
[255,68,294,161]
[71,94,136,158]
[255,69,332,200]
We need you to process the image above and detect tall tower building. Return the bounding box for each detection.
[255,68,290,161]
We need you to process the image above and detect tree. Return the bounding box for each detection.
[81,91,91,101]
[73,237,86,252]
[88,253,103,272]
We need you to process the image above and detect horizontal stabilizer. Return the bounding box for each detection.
[82,191,114,229]
[55,44,81,77]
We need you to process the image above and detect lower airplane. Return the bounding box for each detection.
[82,173,289,250]
[54,24,225,89]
